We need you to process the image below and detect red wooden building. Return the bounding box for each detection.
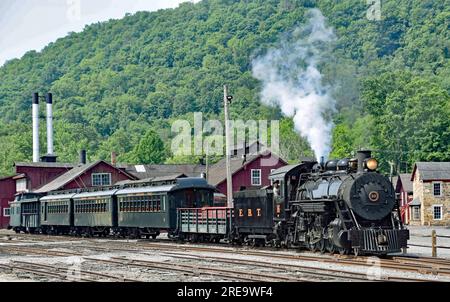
[0,176,16,228]
[34,160,136,193]
[393,174,414,224]
[0,160,136,228]
[208,150,287,196]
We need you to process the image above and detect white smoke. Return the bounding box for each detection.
[252,9,336,161]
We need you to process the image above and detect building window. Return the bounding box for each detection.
[16,178,27,193]
[270,169,275,185]
[433,205,443,220]
[92,173,112,186]
[251,169,261,186]
[433,182,442,197]
[3,208,10,217]
[412,206,420,220]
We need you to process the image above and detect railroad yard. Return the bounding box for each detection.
[0,229,449,282]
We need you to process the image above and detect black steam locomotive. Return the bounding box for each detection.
[231,150,409,256]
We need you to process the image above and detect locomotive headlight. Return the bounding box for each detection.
[366,158,378,171]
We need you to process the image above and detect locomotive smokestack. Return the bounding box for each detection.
[32,93,40,163]
[320,156,325,169]
[46,93,54,155]
[356,150,372,172]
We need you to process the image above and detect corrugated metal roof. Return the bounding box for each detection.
[41,193,77,201]
[123,164,205,179]
[73,189,119,199]
[34,160,135,193]
[34,162,100,193]
[207,154,261,186]
[115,174,186,186]
[15,162,75,168]
[398,173,413,192]
[116,185,175,195]
[413,162,450,181]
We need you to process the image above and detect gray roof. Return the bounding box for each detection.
[34,160,135,193]
[391,176,398,187]
[122,164,205,179]
[413,162,450,181]
[398,173,413,192]
[34,162,100,193]
[207,153,264,186]
[14,162,75,169]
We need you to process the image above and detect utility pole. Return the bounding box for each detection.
[205,145,209,183]
[224,85,233,208]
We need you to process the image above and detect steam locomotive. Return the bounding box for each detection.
[9,150,408,256]
[230,150,409,256]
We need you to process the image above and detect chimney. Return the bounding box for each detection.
[32,93,40,163]
[356,150,372,172]
[79,150,87,165]
[46,93,54,155]
[111,152,117,166]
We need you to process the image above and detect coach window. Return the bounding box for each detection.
[3,208,10,217]
[251,169,261,186]
[92,173,112,187]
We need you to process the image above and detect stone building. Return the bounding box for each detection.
[410,162,450,226]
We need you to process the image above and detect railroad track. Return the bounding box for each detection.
[83,256,317,282]
[1,233,449,281]
[0,257,140,282]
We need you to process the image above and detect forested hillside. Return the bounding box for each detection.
[0,0,449,175]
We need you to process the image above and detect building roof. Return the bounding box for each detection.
[398,173,413,192]
[14,162,75,169]
[391,176,398,187]
[411,162,450,181]
[0,175,16,182]
[122,164,205,179]
[207,151,287,186]
[34,160,136,193]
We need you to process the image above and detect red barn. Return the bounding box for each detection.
[0,176,16,228]
[14,162,75,192]
[35,160,136,193]
[393,174,414,224]
[208,150,287,196]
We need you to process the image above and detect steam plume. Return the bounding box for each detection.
[252,9,336,160]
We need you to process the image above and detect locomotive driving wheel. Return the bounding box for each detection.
[326,240,336,254]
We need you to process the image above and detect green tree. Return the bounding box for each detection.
[127,129,167,164]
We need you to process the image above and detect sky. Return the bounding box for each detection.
[0,0,197,66]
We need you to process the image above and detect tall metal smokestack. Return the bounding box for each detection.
[46,93,54,155]
[32,93,40,162]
